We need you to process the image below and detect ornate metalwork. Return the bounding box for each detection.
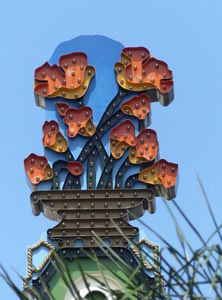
[24,46,178,290]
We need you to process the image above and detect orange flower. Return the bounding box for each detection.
[34,52,95,106]
[121,93,151,120]
[42,120,68,152]
[56,103,96,138]
[139,159,178,199]
[115,47,173,95]
[129,129,159,164]
[24,153,53,185]
[110,120,136,159]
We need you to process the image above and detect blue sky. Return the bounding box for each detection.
[1,0,222,298]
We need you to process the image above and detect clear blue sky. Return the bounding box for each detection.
[1,0,222,298]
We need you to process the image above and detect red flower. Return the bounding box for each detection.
[56,103,96,138]
[42,120,68,152]
[24,153,53,185]
[115,47,173,95]
[139,159,178,199]
[110,120,136,159]
[34,52,95,103]
[129,129,159,164]
[67,161,83,176]
[121,93,151,120]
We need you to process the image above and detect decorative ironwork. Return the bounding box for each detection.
[24,46,178,290]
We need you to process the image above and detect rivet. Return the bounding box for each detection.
[155,63,159,69]
[80,65,84,70]
[162,163,166,169]
[62,230,66,235]
[118,202,121,207]
[72,58,76,64]
[148,193,153,200]
[77,221,80,227]
[64,63,68,68]
[88,70,92,76]
[62,79,66,84]
[163,85,167,90]
[104,202,108,208]
[161,172,165,177]
[30,168,34,174]
[131,200,135,205]
[168,179,171,185]
[64,203,68,208]
[90,222,94,227]
[43,88,46,94]
[149,154,153,159]
[50,202,54,207]
[151,169,155,175]
[42,72,46,77]
[91,202,94,208]
[171,167,175,173]
[143,174,147,180]
[77,193,80,198]
[77,202,81,208]
[62,91,66,97]
[77,78,81,84]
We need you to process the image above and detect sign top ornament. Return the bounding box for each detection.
[23,37,178,295]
